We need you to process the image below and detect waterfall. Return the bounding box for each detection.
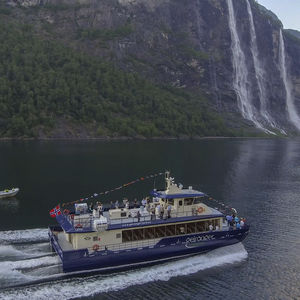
[246,0,279,134]
[227,0,271,133]
[279,29,300,131]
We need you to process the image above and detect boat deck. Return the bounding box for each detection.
[57,232,74,251]
[56,205,224,233]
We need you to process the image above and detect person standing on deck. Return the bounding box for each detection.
[167,204,172,218]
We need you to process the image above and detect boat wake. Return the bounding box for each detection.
[0,235,248,300]
[0,228,48,245]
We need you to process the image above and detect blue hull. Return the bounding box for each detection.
[49,225,249,273]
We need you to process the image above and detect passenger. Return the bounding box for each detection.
[209,224,213,231]
[226,215,233,227]
[163,208,168,220]
[93,208,99,218]
[156,204,161,218]
[236,222,241,229]
[240,219,245,227]
[167,204,172,218]
[98,203,103,216]
[160,205,164,219]
[115,200,119,209]
[125,200,129,209]
[151,207,156,220]
[145,202,150,212]
[137,210,141,222]
[215,225,219,231]
[141,198,147,207]
[89,202,94,211]
[235,216,239,223]
[133,198,138,208]
[110,201,114,209]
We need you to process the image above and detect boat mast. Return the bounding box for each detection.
[165,171,171,190]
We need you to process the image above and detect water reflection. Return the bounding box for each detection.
[0,197,19,212]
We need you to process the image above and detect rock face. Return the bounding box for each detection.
[6,0,300,134]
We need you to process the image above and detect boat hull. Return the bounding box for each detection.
[0,188,19,199]
[49,225,249,273]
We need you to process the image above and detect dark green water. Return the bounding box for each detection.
[1,139,300,299]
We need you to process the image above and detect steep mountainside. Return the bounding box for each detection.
[1,0,300,137]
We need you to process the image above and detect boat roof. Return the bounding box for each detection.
[150,189,206,199]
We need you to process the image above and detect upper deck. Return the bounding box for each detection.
[56,205,223,233]
[55,172,223,233]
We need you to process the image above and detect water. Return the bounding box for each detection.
[227,0,269,134]
[1,139,300,299]
[278,29,300,131]
[246,0,282,135]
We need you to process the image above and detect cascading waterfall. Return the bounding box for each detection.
[246,0,280,134]
[227,0,270,133]
[278,29,300,131]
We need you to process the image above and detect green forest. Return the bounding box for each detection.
[0,20,233,138]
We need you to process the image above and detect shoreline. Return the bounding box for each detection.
[0,135,288,142]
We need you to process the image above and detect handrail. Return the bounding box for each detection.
[61,208,223,231]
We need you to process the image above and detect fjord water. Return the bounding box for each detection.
[1,139,300,299]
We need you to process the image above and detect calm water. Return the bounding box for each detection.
[0,139,300,299]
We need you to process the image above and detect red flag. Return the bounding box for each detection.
[49,205,61,218]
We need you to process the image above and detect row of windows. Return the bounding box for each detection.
[122,219,220,242]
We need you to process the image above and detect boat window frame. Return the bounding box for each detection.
[121,218,221,243]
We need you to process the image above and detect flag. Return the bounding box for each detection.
[49,205,61,218]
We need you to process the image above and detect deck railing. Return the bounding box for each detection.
[61,207,222,232]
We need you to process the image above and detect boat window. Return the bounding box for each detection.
[122,219,220,243]
[194,197,204,204]
[184,198,193,206]
[144,227,155,239]
[120,212,127,217]
[132,229,144,241]
[187,222,196,234]
[204,221,210,231]
[179,200,183,206]
[155,226,166,238]
[166,225,176,237]
[167,199,174,205]
[122,230,133,242]
[196,221,205,232]
[176,224,186,234]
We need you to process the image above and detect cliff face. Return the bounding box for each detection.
[4,0,300,135]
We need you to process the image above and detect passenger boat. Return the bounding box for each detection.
[48,172,249,273]
[0,187,19,199]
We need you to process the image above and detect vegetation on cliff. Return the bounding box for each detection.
[0,20,233,138]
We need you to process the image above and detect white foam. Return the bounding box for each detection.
[1,243,248,300]
[0,256,60,290]
[0,243,51,260]
[0,245,27,258]
[0,228,48,244]
[0,256,59,271]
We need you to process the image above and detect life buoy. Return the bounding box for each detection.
[63,209,70,215]
[92,244,100,251]
[197,207,204,214]
[75,224,82,229]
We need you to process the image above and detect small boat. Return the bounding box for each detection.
[49,172,249,273]
[0,188,19,199]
